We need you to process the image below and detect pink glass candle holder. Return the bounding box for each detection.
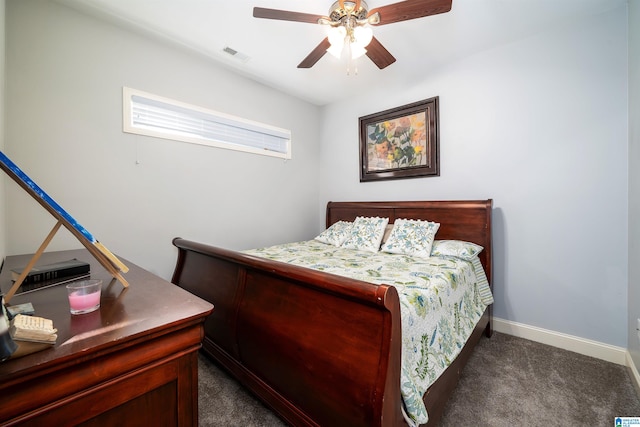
[66,279,102,315]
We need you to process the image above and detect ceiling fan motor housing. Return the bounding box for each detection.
[329,1,369,23]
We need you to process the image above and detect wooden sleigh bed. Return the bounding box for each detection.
[171,200,493,427]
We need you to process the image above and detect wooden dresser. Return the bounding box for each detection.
[0,249,213,426]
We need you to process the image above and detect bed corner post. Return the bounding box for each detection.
[485,200,494,338]
[171,237,186,286]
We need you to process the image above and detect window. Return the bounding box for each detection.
[123,87,291,159]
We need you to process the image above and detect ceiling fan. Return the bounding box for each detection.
[253,0,453,70]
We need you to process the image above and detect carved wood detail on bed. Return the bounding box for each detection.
[171,200,493,427]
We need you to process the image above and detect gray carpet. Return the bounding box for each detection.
[198,332,640,426]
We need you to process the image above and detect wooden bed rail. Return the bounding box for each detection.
[172,238,399,309]
[172,237,406,427]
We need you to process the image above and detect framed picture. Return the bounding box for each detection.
[359,97,439,182]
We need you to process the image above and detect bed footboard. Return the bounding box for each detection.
[171,238,405,427]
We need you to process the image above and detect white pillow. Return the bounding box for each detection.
[314,221,353,247]
[431,240,483,260]
[341,216,389,253]
[381,219,440,258]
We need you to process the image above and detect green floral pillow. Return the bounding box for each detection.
[430,240,483,260]
[314,221,353,247]
[341,216,389,253]
[381,219,440,258]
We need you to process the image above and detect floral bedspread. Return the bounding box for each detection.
[244,240,494,425]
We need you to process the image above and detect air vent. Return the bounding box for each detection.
[222,46,250,63]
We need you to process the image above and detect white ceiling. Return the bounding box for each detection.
[55,0,626,106]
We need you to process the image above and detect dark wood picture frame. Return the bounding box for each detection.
[359,97,440,182]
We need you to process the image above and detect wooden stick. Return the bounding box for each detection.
[95,254,129,288]
[94,242,129,273]
[4,221,63,303]
[66,227,129,288]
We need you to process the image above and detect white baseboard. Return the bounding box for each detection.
[493,317,627,365]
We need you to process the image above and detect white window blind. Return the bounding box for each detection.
[123,87,291,159]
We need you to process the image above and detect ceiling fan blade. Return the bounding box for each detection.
[369,0,452,25]
[253,7,324,24]
[298,38,332,68]
[366,37,396,69]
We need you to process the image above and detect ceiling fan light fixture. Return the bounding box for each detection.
[327,43,344,59]
[353,26,373,47]
[327,23,372,61]
[350,43,367,59]
[349,27,372,59]
[327,26,346,58]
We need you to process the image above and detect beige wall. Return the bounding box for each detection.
[319,5,629,347]
[4,0,321,279]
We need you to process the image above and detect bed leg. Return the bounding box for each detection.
[485,321,493,337]
[484,306,493,337]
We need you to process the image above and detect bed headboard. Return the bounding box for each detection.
[326,200,493,287]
